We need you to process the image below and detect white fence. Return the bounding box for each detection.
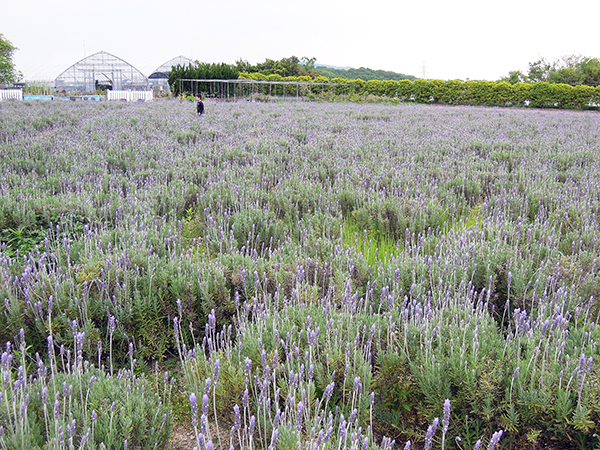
[107,91,153,102]
[0,90,23,101]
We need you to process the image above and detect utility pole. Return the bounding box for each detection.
[421,60,428,79]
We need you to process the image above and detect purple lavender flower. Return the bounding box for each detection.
[69,419,76,438]
[297,401,304,431]
[353,376,362,392]
[189,393,198,428]
[424,417,439,450]
[243,389,249,408]
[233,404,241,430]
[80,428,90,446]
[442,399,451,433]
[202,393,209,416]
[249,415,256,435]
[487,430,503,450]
[200,414,208,435]
[349,408,357,423]
[244,357,252,379]
[324,382,335,401]
[269,428,279,450]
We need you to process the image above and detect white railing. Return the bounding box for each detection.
[107,91,153,102]
[0,90,23,101]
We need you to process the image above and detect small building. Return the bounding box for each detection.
[55,51,149,92]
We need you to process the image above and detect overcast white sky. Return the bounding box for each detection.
[2,0,599,82]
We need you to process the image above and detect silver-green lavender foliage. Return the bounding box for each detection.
[0,326,172,449]
[1,99,600,448]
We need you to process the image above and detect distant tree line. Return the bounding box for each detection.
[168,56,417,95]
[235,56,321,78]
[316,66,416,82]
[235,56,417,81]
[500,55,600,86]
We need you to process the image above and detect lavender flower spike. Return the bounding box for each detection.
[189,393,198,428]
[424,417,439,450]
[442,399,451,433]
[249,415,256,435]
[487,430,503,450]
[233,404,241,430]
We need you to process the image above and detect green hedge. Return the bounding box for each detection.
[237,72,600,109]
[169,62,239,96]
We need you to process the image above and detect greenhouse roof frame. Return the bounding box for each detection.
[151,56,193,78]
[55,51,149,92]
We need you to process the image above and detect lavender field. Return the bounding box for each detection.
[1,99,600,449]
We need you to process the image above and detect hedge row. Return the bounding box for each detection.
[239,72,600,109]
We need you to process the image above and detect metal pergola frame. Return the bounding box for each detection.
[177,78,353,100]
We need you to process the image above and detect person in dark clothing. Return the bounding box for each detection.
[196,94,204,115]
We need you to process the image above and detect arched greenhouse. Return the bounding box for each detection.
[148,56,192,91]
[55,51,149,92]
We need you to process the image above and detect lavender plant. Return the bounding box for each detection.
[1,98,600,448]
[0,327,172,449]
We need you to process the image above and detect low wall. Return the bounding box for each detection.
[23,95,54,101]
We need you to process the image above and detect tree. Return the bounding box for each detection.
[498,70,526,85]
[239,56,321,79]
[235,59,252,73]
[314,66,415,82]
[167,61,239,96]
[547,67,581,86]
[0,34,20,85]
[579,57,600,86]
[527,58,553,83]
[301,56,316,72]
[505,54,600,87]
